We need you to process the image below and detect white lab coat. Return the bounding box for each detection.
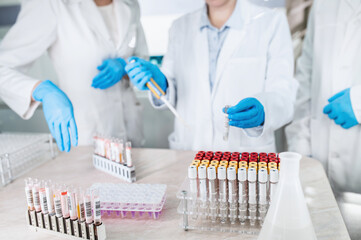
[286,0,361,193]
[151,1,297,152]
[0,0,148,146]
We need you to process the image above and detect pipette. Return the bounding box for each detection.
[128,59,189,128]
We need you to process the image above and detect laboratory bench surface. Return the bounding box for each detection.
[0,147,350,240]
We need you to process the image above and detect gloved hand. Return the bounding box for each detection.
[124,56,168,92]
[224,98,265,129]
[92,58,126,89]
[33,80,78,152]
[323,88,359,129]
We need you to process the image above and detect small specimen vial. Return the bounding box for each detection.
[223,105,230,141]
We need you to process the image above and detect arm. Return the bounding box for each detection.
[285,5,315,155]
[148,22,178,109]
[0,0,57,119]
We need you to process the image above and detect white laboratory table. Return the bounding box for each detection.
[0,147,351,240]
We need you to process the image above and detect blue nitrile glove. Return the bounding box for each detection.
[323,88,359,129]
[92,58,127,89]
[124,56,168,92]
[224,98,265,129]
[33,80,78,152]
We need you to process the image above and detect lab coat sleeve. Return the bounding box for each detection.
[350,85,361,124]
[247,11,298,138]
[148,22,178,109]
[285,5,315,156]
[0,0,57,119]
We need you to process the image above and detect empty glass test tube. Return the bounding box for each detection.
[248,166,257,226]
[198,165,208,218]
[238,167,248,225]
[258,168,268,225]
[269,168,279,204]
[218,166,228,223]
[25,178,34,211]
[227,167,238,224]
[223,105,230,141]
[207,166,218,222]
[188,165,198,218]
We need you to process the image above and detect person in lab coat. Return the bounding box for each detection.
[0,0,148,152]
[286,0,361,195]
[125,0,297,152]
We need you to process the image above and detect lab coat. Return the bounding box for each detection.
[0,0,148,146]
[286,0,361,193]
[151,1,297,152]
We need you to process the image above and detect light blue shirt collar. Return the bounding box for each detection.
[200,0,243,31]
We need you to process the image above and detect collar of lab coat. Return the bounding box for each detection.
[200,0,244,31]
[77,0,134,50]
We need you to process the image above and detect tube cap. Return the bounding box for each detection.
[248,168,257,182]
[218,166,227,180]
[188,165,197,179]
[258,168,268,183]
[270,168,279,182]
[198,166,207,179]
[227,167,237,180]
[238,167,247,181]
[207,167,216,180]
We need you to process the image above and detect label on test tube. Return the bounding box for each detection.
[68,190,77,220]
[32,182,41,212]
[84,191,93,224]
[93,190,101,225]
[198,166,207,202]
[25,179,34,211]
[54,193,63,217]
[45,183,55,215]
[125,141,132,167]
[188,165,198,194]
[258,168,268,205]
[39,188,49,214]
[238,167,248,203]
[248,168,257,205]
[218,166,227,202]
[61,190,70,218]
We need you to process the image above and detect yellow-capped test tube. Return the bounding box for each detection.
[190,163,198,169]
[210,163,218,171]
[211,160,219,165]
[220,160,228,165]
[200,163,209,168]
[201,160,210,165]
[249,162,258,171]
[192,160,201,165]
[219,163,228,168]
[258,162,267,168]
[239,163,248,169]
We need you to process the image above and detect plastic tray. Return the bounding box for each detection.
[0,133,56,187]
[90,183,167,219]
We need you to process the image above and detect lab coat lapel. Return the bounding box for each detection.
[212,29,245,98]
[113,0,133,50]
[79,0,113,46]
[194,28,212,107]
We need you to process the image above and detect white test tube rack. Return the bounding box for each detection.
[92,154,136,183]
[26,210,106,240]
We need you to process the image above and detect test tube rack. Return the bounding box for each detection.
[91,183,167,220]
[26,210,106,240]
[0,133,56,187]
[176,151,280,234]
[92,155,136,183]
